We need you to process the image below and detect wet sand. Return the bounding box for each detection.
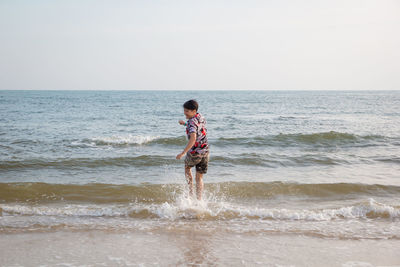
[1,229,399,266]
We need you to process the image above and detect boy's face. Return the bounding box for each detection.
[184,108,197,119]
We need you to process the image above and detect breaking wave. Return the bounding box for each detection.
[67,131,394,148]
[1,182,399,204]
[1,198,399,221]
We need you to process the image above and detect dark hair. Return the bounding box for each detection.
[183,99,198,111]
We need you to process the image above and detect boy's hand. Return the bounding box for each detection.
[179,120,185,125]
[176,152,185,159]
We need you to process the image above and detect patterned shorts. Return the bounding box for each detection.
[184,151,209,174]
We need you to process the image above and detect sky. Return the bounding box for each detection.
[0,0,399,90]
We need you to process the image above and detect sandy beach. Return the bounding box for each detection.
[1,229,400,266]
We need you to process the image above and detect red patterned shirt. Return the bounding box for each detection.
[186,112,209,154]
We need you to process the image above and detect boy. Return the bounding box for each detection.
[176,99,210,200]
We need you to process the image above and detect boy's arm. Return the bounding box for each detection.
[176,133,196,159]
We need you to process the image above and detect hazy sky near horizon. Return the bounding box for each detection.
[0,0,399,90]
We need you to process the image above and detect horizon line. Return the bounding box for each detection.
[1,89,399,91]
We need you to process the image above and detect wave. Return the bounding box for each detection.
[1,182,399,204]
[1,198,399,221]
[5,135,184,148]
[0,152,352,170]
[0,155,179,170]
[211,153,348,167]
[215,131,390,147]
[73,135,161,147]
[69,131,393,148]
[4,132,395,151]
[374,157,400,164]
[151,198,400,221]
[68,135,187,148]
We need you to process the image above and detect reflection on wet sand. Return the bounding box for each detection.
[164,223,219,266]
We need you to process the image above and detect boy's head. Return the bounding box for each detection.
[183,99,198,119]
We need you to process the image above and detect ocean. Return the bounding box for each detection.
[0,90,399,266]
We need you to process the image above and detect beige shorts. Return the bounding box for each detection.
[184,151,209,174]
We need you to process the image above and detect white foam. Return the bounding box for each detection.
[147,197,400,221]
[89,134,159,145]
[70,135,160,147]
[152,194,211,219]
[1,198,399,221]
[0,204,131,217]
[222,198,400,221]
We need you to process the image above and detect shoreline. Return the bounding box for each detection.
[1,229,399,266]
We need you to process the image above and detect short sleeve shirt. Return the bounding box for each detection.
[186,112,209,154]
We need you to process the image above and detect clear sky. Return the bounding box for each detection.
[0,0,399,90]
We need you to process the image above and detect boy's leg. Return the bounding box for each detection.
[195,171,204,200]
[185,166,194,196]
[194,152,208,200]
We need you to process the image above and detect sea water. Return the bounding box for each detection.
[0,90,399,266]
